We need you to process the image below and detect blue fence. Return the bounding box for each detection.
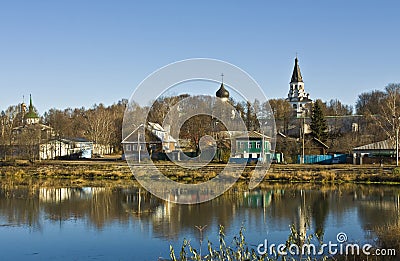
[297,154,347,164]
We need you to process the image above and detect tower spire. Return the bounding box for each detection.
[291,56,303,83]
[29,94,34,112]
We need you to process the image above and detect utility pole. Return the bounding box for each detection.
[397,127,399,167]
[302,116,305,164]
[138,129,141,163]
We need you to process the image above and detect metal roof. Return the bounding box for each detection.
[235,131,271,140]
[353,139,394,151]
[290,57,303,83]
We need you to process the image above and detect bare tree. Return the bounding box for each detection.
[84,104,115,154]
[268,99,292,134]
[370,84,400,141]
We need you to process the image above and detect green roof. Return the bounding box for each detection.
[25,110,39,118]
[25,94,39,118]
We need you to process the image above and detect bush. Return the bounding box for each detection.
[392,167,400,175]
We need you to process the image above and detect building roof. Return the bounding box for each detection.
[121,122,177,144]
[121,124,145,143]
[312,137,329,149]
[235,131,271,140]
[290,57,303,83]
[353,139,394,151]
[216,82,229,99]
[25,94,39,119]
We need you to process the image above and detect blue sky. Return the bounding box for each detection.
[1,1,399,114]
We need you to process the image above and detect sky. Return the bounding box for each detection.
[1,1,400,114]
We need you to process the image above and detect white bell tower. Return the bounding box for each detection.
[286,57,312,117]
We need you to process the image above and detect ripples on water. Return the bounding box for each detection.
[0,179,399,260]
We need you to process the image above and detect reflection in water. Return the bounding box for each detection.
[0,179,399,259]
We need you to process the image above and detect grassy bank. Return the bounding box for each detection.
[1,160,400,184]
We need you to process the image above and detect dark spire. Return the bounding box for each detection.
[25,94,39,119]
[29,94,33,112]
[290,57,303,83]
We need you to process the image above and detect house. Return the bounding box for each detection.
[232,131,272,162]
[303,136,329,155]
[122,122,178,161]
[147,122,177,152]
[40,138,93,159]
[353,139,394,157]
[352,139,395,164]
[122,124,148,161]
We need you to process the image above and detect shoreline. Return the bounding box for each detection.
[1,160,400,185]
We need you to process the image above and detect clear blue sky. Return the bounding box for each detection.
[1,1,399,114]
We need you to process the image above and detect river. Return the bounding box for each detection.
[0,179,399,260]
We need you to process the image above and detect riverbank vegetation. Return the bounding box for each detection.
[170,224,399,260]
[1,160,400,184]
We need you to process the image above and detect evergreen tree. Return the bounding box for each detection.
[310,100,328,141]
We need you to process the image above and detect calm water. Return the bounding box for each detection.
[0,179,399,260]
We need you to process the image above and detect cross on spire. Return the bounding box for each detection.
[221,73,224,83]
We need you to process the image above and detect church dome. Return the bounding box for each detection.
[216,83,229,99]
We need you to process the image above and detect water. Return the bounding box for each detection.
[0,179,399,260]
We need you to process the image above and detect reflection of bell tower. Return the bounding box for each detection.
[286,57,312,117]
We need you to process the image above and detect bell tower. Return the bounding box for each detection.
[286,57,312,117]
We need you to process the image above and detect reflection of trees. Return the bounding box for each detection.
[1,179,400,247]
[0,184,41,230]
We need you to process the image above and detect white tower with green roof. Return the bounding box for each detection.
[24,94,40,125]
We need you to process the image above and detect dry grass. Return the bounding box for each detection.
[1,161,400,184]
[375,224,400,252]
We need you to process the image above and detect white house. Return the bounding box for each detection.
[40,138,93,159]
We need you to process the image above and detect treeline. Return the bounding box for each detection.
[1,83,399,159]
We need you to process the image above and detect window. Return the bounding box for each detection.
[126,144,131,151]
[256,142,261,149]
[248,142,252,148]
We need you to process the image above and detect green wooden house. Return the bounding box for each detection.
[233,131,272,162]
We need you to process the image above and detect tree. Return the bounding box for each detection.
[84,104,114,154]
[268,98,292,134]
[371,83,400,141]
[324,99,353,116]
[355,90,386,115]
[310,100,328,142]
